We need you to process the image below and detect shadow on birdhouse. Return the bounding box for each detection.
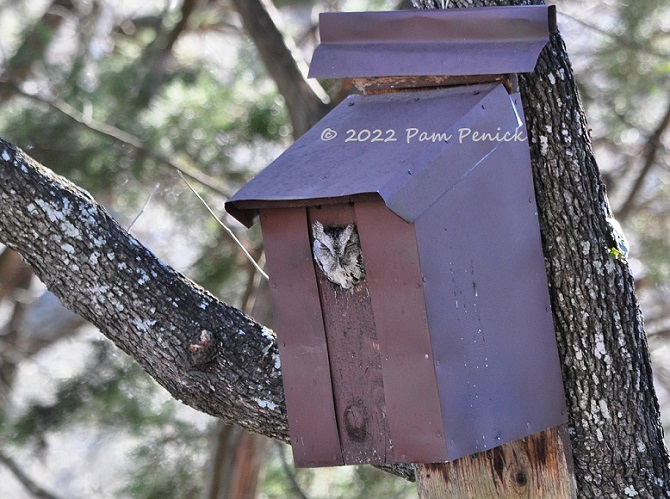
[225,6,567,468]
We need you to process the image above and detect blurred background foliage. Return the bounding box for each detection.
[0,0,668,497]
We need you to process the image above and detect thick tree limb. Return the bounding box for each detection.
[0,137,286,440]
[0,138,414,481]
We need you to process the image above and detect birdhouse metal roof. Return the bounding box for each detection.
[226,82,526,227]
[308,6,557,79]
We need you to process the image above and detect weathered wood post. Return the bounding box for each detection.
[226,6,576,497]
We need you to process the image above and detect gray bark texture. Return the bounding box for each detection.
[524,40,669,497]
[0,139,286,440]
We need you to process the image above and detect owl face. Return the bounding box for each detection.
[311,221,366,290]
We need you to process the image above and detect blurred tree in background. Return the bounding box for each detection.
[0,0,667,497]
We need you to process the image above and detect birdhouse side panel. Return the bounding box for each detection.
[307,202,390,465]
[355,201,448,464]
[259,208,343,467]
[415,137,567,461]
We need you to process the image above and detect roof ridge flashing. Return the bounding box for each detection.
[308,6,557,79]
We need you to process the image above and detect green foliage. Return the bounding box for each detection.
[3,341,180,449]
[0,8,288,208]
[571,0,670,291]
[575,0,669,132]
[117,430,209,498]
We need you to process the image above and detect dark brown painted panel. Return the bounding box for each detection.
[307,203,390,465]
[355,201,448,463]
[259,208,343,467]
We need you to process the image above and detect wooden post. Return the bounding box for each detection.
[415,425,576,498]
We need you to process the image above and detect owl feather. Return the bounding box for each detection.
[311,221,366,289]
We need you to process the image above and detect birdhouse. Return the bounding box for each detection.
[225,6,567,468]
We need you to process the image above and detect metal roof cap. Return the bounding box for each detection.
[308,6,557,79]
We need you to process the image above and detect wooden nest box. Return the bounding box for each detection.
[225,6,567,468]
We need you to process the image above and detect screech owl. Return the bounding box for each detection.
[311,221,366,290]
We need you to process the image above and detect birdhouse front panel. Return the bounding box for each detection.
[308,203,389,466]
[259,207,343,467]
[353,201,447,464]
[261,201,447,467]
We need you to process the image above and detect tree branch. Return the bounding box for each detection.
[136,0,200,108]
[616,97,670,221]
[0,448,62,499]
[0,80,230,197]
[0,137,415,481]
[0,137,286,440]
[230,0,330,138]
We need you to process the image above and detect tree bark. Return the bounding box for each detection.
[522,34,669,497]
[0,138,286,440]
[410,0,670,496]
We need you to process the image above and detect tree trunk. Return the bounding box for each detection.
[522,33,669,498]
[410,0,670,496]
[200,421,269,499]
